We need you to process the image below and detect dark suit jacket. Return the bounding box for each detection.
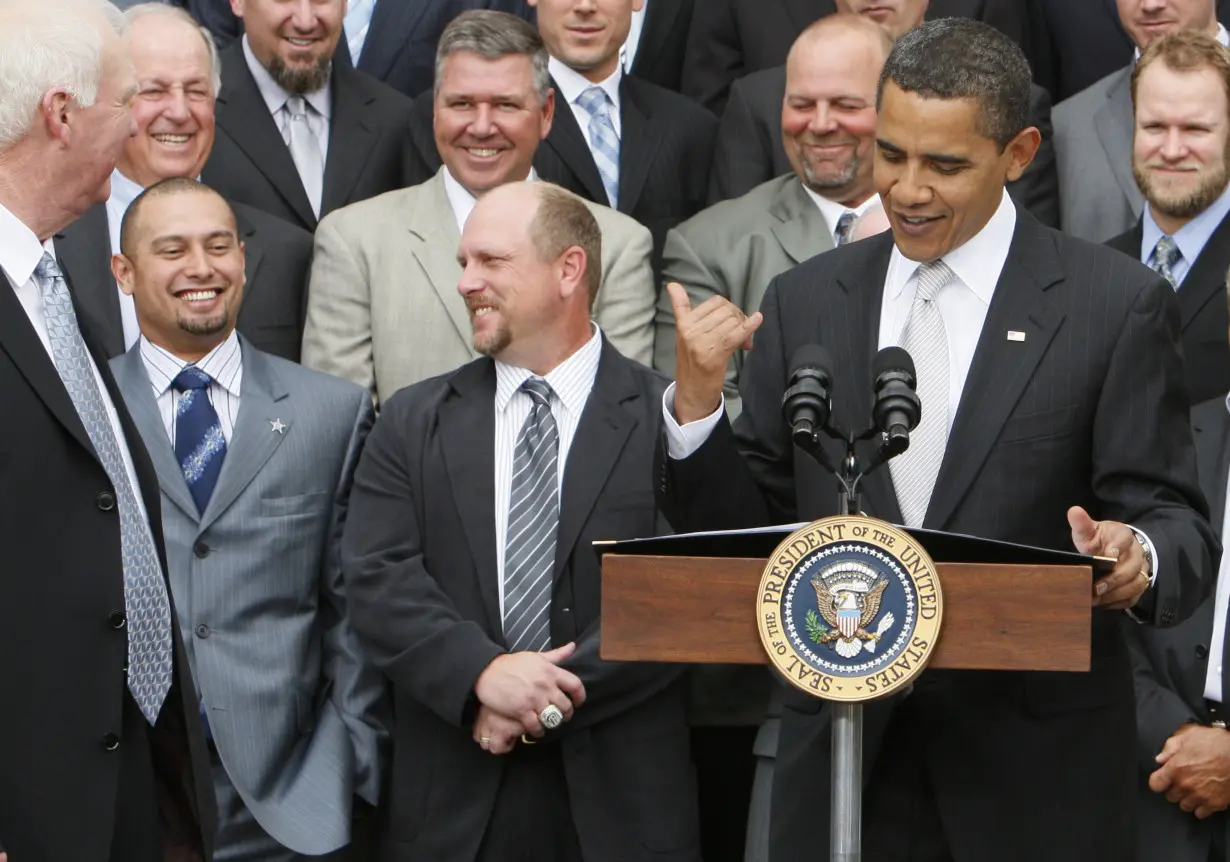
[627,0,696,93]
[57,200,313,362]
[202,41,422,233]
[534,75,717,281]
[1124,396,1230,862]
[171,0,242,48]
[708,64,1061,227]
[658,207,1216,861]
[341,339,700,862]
[0,257,215,860]
[334,0,535,100]
[681,0,1032,117]
[1106,218,1230,406]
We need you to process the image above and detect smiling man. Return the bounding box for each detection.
[303,10,657,408]
[55,3,313,363]
[659,18,1217,862]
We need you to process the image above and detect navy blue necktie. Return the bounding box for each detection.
[172,367,226,513]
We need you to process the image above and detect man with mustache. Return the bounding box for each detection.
[200,0,421,234]
[1105,30,1230,405]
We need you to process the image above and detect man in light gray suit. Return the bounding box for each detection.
[1053,0,1225,241]
[302,11,657,408]
[108,177,388,862]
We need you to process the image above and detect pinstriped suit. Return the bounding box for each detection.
[660,206,1217,861]
[110,336,388,858]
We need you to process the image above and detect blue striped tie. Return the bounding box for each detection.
[34,252,173,724]
[503,378,559,653]
[577,86,621,209]
[172,367,227,514]
[344,0,376,63]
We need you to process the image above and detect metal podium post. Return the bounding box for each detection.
[832,482,862,862]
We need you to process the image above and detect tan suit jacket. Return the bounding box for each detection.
[655,174,832,416]
[302,169,656,405]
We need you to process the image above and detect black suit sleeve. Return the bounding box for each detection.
[679,0,744,116]
[1125,625,1201,774]
[1007,86,1060,228]
[707,76,777,204]
[342,402,505,728]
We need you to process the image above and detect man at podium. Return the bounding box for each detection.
[658,19,1217,862]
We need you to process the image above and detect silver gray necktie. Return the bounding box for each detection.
[35,253,174,724]
[284,96,324,218]
[889,260,954,528]
[503,378,560,653]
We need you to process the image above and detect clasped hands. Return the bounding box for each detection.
[1149,723,1230,818]
[471,643,586,755]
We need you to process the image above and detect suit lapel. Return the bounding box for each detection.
[1194,402,1230,533]
[1093,70,1145,220]
[410,173,472,347]
[357,0,433,80]
[617,80,661,215]
[110,347,198,519]
[924,212,1067,530]
[231,205,266,313]
[781,0,824,31]
[540,79,609,205]
[1175,211,1230,332]
[630,0,681,76]
[439,360,504,641]
[554,340,639,578]
[198,340,290,532]
[322,65,379,216]
[769,178,833,266]
[216,43,317,229]
[56,204,125,358]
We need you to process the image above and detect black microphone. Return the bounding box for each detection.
[782,345,834,447]
[871,347,921,458]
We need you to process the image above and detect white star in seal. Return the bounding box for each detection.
[270,418,287,434]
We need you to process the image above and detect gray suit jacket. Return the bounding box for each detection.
[302,169,658,407]
[1053,65,1145,242]
[110,338,388,855]
[656,174,833,418]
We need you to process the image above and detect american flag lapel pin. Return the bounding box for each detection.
[1007,330,1026,342]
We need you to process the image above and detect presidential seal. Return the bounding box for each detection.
[756,516,943,702]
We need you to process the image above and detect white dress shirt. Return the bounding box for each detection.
[493,324,602,617]
[0,201,148,521]
[139,331,243,449]
[621,4,648,73]
[804,189,882,249]
[242,36,332,169]
[549,56,624,148]
[105,168,147,350]
[442,167,539,235]
[1205,394,1230,701]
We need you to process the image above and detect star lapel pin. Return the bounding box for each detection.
[270,418,287,434]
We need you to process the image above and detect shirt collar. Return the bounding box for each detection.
[242,35,332,121]
[0,201,54,292]
[1141,179,1230,270]
[107,169,146,219]
[548,55,622,115]
[494,323,603,415]
[139,330,244,397]
[801,187,881,242]
[442,166,539,235]
[885,188,1017,305]
[1135,22,1228,60]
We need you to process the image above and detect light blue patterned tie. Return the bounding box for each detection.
[503,378,560,653]
[35,253,173,724]
[344,0,376,63]
[1148,235,1182,290]
[577,86,621,209]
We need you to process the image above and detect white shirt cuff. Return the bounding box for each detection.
[662,382,725,460]
[1124,525,1159,624]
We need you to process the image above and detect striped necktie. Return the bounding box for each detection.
[577,86,621,210]
[344,0,376,63]
[503,378,560,653]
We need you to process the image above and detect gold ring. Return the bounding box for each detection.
[521,734,538,745]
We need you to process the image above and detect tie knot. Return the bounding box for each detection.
[34,252,62,281]
[1151,235,1181,268]
[835,211,857,246]
[172,366,213,393]
[577,86,610,116]
[285,96,309,119]
[521,377,553,408]
[914,259,954,303]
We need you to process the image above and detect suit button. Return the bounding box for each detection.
[96,491,116,511]
[102,733,120,751]
[1197,645,1210,659]
[195,624,210,638]
[194,542,210,559]
[109,611,126,630]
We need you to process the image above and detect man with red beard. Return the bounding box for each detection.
[1106,31,1230,405]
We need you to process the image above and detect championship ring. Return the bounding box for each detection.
[757,516,943,702]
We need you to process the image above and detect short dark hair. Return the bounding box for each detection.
[119,177,233,257]
[876,18,1032,150]
[528,184,602,308]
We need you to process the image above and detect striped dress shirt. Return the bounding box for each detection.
[493,325,602,617]
[139,331,243,448]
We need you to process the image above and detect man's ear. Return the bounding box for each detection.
[557,245,587,301]
[111,253,136,296]
[1004,126,1042,183]
[41,89,74,144]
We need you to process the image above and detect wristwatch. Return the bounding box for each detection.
[1134,530,1154,581]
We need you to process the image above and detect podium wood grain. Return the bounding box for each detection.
[600,556,1091,672]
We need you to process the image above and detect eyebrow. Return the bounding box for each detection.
[876,138,972,165]
[150,230,236,246]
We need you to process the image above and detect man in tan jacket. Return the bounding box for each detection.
[302,11,656,406]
